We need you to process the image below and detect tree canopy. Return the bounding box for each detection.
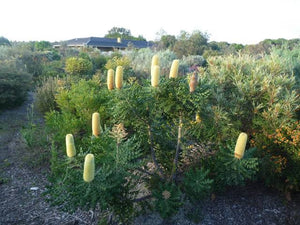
[0,36,11,46]
[105,27,146,41]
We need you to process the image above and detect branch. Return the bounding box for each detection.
[136,167,154,176]
[133,194,152,202]
[147,124,165,179]
[170,114,183,182]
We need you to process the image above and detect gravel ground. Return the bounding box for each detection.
[0,93,299,225]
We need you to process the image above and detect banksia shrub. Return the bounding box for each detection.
[92,112,101,137]
[107,69,114,90]
[169,59,179,78]
[65,134,76,157]
[151,65,160,87]
[151,54,159,67]
[189,72,198,93]
[83,153,95,182]
[234,132,248,159]
[115,66,123,89]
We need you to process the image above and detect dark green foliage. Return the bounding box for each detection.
[0,36,11,46]
[207,143,259,191]
[258,150,300,192]
[182,167,213,202]
[46,129,143,223]
[112,78,210,175]
[0,64,32,109]
[157,34,176,50]
[105,27,146,41]
[152,182,183,218]
[172,30,209,57]
[91,54,107,72]
[34,41,52,51]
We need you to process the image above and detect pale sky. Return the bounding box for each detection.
[1,0,300,44]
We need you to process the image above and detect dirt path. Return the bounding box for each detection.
[0,93,93,225]
[0,93,299,225]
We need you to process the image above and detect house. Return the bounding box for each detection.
[53,37,153,51]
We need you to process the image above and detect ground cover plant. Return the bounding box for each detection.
[39,45,300,224]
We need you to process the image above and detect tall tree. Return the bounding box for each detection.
[173,30,209,57]
[0,36,11,46]
[158,35,177,50]
[105,27,146,41]
[35,41,52,51]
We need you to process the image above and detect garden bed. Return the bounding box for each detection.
[0,93,299,225]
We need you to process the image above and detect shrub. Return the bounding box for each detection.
[41,60,65,79]
[252,120,300,193]
[0,62,32,109]
[46,126,143,224]
[179,55,206,74]
[34,76,60,114]
[200,51,299,193]
[152,182,183,219]
[127,48,177,79]
[65,57,93,77]
[207,142,259,191]
[182,167,213,202]
[45,78,112,147]
[44,49,300,222]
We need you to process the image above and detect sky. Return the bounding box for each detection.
[1,0,300,45]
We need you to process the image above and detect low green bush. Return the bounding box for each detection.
[0,62,32,109]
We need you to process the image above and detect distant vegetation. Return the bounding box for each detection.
[105,27,146,41]
[1,28,299,223]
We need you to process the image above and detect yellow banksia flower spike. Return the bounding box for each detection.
[169,59,179,78]
[115,66,123,89]
[189,72,198,93]
[107,69,114,90]
[151,54,159,67]
[195,113,201,123]
[92,112,101,137]
[151,65,160,87]
[65,134,76,157]
[234,132,248,159]
[83,153,95,182]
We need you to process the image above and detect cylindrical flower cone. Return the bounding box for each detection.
[92,112,101,137]
[151,54,159,67]
[151,65,160,87]
[115,66,123,89]
[189,73,198,93]
[107,69,114,90]
[169,59,179,78]
[65,134,76,157]
[83,153,95,182]
[234,132,248,159]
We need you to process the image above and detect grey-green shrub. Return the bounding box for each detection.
[34,76,60,114]
[127,48,177,78]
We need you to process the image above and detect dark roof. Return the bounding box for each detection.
[63,37,152,49]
